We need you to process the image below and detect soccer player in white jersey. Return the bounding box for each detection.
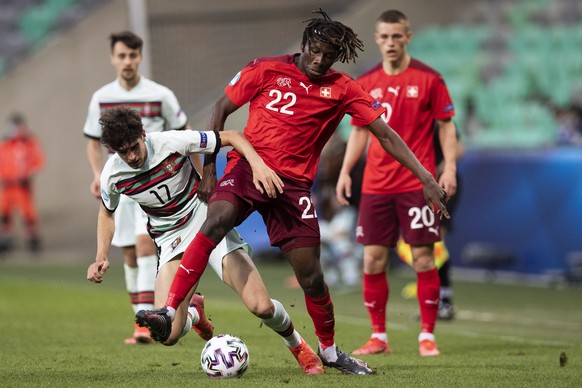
[83,31,190,344]
[87,107,325,375]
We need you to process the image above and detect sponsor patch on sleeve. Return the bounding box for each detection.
[444,103,454,113]
[200,132,208,148]
[372,100,382,110]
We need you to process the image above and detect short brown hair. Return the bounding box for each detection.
[99,106,143,151]
[376,10,410,31]
[109,31,143,52]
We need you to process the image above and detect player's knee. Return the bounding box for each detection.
[201,218,230,241]
[413,255,435,272]
[298,271,326,297]
[247,296,274,319]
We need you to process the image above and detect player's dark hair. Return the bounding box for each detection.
[99,106,143,151]
[109,31,143,52]
[9,112,26,126]
[376,10,410,31]
[301,8,363,64]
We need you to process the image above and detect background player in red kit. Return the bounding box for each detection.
[137,10,448,375]
[0,113,45,252]
[336,10,458,357]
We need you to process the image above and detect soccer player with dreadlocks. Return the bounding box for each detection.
[137,9,448,375]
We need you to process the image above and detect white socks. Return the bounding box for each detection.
[187,304,200,326]
[123,264,139,314]
[372,332,388,343]
[318,344,338,362]
[166,306,177,320]
[179,315,192,338]
[419,332,435,342]
[136,255,157,311]
[261,299,301,348]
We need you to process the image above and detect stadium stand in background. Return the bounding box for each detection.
[1,0,580,278]
[3,0,579,149]
[0,0,105,75]
[407,0,582,148]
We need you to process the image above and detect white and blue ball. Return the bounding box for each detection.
[200,334,249,378]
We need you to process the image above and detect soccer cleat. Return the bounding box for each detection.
[438,301,456,320]
[419,339,441,357]
[124,323,154,345]
[189,293,214,341]
[352,338,390,355]
[289,338,325,375]
[319,347,376,375]
[135,307,172,343]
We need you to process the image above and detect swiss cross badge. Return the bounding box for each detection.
[320,87,332,98]
[406,86,419,98]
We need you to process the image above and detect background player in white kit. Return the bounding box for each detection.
[83,31,190,344]
[87,107,326,375]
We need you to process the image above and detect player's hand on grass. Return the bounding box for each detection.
[87,259,110,283]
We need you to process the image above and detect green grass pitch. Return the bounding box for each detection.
[1,258,580,387]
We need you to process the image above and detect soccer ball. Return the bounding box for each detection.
[200,334,250,378]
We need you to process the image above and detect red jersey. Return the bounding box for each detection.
[352,58,454,194]
[224,54,385,184]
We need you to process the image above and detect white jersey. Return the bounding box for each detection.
[83,77,188,140]
[100,130,218,239]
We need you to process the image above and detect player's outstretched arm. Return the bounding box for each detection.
[220,130,284,198]
[87,204,115,283]
[367,118,449,218]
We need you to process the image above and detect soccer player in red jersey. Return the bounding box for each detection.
[0,113,44,252]
[336,10,459,357]
[137,9,448,375]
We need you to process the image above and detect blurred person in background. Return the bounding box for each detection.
[0,113,45,253]
[432,122,463,319]
[137,9,447,375]
[82,31,190,344]
[314,119,364,288]
[336,9,458,357]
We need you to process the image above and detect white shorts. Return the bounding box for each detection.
[153,197,251,280]
[134,205,149,236]
[112,195,137,247]
[111,195,149,247]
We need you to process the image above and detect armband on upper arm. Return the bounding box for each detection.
[212,130,222,156]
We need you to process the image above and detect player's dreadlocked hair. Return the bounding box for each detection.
[301,8,364,64]
[99,106,143,151]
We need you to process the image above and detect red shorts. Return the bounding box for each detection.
[209,158,320,252]
[356,190,441,247]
